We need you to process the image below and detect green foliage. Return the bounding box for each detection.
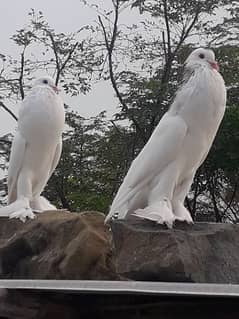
[44,111,135,213]
[209,106,239,174]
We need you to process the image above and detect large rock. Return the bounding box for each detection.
[111,219,239,283]
[1,210,239,284]
[0,211,117,280]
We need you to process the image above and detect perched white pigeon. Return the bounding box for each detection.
[0,76,65,222]
[105,48,226,228]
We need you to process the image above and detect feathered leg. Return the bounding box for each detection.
[172,173,194,223]
[30,196,57,212]
[4,171,35,222]
[133,164,177,228]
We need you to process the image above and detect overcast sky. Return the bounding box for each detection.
[0,0,136,136]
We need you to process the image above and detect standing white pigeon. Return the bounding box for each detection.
[105,48,226,227]
[0,76,65,222]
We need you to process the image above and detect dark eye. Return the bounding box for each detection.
[43,79,48,84]
[199,53,205,59]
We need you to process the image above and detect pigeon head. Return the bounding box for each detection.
[33,76,59,93]
[185,48,219,72]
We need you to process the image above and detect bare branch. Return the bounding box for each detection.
[150,6,201,131]
[47,31,79,86]
[174,8,200,55]
[162,31,167,62]
[0,101,18,121]
[0,139,12,145]
[162,0,171,58]
[222,183,238,216]
[98,2,146,143]
[47,32,61,83]
[19,48,26,100]
[57,42,79,85]
[110,119,123,135]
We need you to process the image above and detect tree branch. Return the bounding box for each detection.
[174,8,200,55]
[48,32,61,78]
[58,42,79,85]
[150,6,201,131]
[19,48,26,100]
[162,0,171,58]
[0,101,18,121]
[47,31,78,86]
[162,31,167,62]
[0,139,12,145]
[222,183,238,217]
[110,119,123,135]
[98,2,146,143]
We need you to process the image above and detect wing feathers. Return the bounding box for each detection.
[106,114,187,221]
[7,132,26,204]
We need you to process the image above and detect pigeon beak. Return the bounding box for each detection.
[208,61,219,71]
[51,85,59,93]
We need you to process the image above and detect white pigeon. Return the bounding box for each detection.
[105,48,226,228]
[0,76,65,222]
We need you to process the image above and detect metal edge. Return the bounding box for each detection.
[0,280,238,297]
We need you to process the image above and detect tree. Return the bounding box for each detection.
[0,9,103,121]
[44,111,135,213]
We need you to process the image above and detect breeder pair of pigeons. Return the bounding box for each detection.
[0,48,226,227]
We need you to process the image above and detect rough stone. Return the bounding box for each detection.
[111,219,239,283]
[1,211,239,284]
[0,210,117,280]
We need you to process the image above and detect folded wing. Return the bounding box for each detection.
[105,114,188,222]
[7,132,26,204]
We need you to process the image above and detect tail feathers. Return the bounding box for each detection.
[111,179,146,210]
[0,198,29,216]
[105,181,145,224]
[132,200,175,228]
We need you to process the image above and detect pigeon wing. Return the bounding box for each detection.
[7,132,26,204]
[49,139,62,179]
[105,114,187,222]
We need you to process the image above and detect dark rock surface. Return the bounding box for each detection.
[1,211,239,284]
[1,213,239,318]
[111,219,239,283]
[0,211,117,280]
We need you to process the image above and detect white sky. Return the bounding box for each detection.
[0,0,133,136]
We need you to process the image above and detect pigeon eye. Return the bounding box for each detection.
[199,53,205,59]
[43,79,48,84]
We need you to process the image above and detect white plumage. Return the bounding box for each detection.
[0,76,65,222]
[105,48,226,227]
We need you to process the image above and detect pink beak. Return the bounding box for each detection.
[209,61,219,71]
[51,85,59,93]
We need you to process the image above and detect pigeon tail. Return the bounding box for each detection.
[132,199,175,228]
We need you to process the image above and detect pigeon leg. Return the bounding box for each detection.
[30,196,56,212]
[8,171,36,222]
[133,198,175,228]
[172,174,194,223]
[133,165,176,228]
